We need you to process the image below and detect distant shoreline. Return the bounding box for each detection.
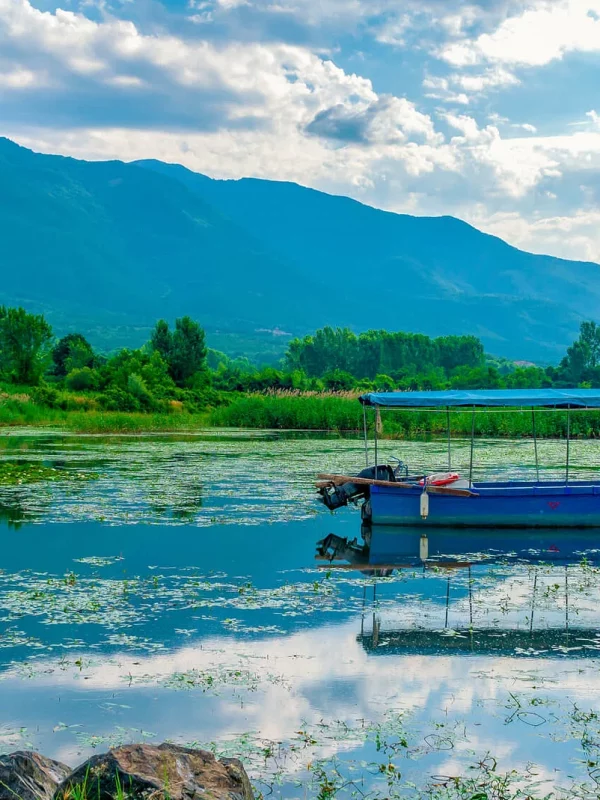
[2,392,599,438]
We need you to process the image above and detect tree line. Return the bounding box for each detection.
[0,307,209,412]
[1,306,599,414]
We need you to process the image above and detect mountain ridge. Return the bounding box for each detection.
[0,136,597,361]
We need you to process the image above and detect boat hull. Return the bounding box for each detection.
[369,480,600,528]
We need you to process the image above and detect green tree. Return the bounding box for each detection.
[322,369,355,391]
[102,349,175,397]
[65,367,100,391]
[170,316,208,386]
[560,321,600,384]
[0,306,53,385]
[52,333,94,377]
[150,320,172,364]
[150,317,207,387]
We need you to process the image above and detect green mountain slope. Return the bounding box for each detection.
[0,138,330,349]
[0,136,598,361]
[139,160,600,361]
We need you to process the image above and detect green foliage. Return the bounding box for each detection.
[209,393,363,430]
[0,306,53,385]
[322,369,355,391]
[6,306,600,431]
[102,350,175,396]
[150,319,172,364]
[66,367,100,392]
[560,321,600,385]
[286,327,484,381]
[30,383,60,408]
[171,316,208,386]
[150,317,208,387]
[126,373,156,409]
[53,333,95,377]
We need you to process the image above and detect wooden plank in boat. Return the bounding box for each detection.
[316,473,478,497]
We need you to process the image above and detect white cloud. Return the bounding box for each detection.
[0,0,452,189]
[0,67,38,87]
[466,208,600,263]
[439,0,600,67]
[451,66,519,91]
[2,0,600,264]
[587,110,600,129]
[423,66,519,105]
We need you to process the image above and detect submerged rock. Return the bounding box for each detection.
[54,743,253,800]
[0,751,71,800]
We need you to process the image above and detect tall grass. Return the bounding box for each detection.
[0,398,208,433]
[209,393,600,438]
[208,393,364,431]
[5,391,600,437]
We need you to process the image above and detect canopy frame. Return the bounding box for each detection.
[359,389,600,410]
[360,391,578,487]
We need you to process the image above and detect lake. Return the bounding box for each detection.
[2,429,600,798]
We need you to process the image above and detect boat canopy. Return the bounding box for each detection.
[359,388,600,409]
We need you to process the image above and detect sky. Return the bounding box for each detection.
[2,0,600,263]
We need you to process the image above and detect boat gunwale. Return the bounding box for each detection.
[372,480,600,497]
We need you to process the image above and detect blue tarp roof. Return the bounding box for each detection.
[359,389,600,409]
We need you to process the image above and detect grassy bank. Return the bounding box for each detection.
[0,397,208,433]
[4,392,600,437]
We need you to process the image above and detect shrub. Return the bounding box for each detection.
[65,367,100,392]
[97,387,141,412]
[31,384,59,407]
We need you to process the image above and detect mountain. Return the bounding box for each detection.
[0,136,598,361]
[138,159,600,362]
[0,137,331,353]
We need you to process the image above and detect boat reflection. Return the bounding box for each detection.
[317,524,600,570]
[316,525,600,657]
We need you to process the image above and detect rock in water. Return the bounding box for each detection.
[54,743,253,800]
[0,751,71,800]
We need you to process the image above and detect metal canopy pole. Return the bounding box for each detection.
[447,407,451,470]
[468,406,476,487]
[532,408,540,483]
[363,405,369,467]
[373,407,379,475]
[566,407,571,485]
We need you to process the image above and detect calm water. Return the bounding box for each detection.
[2,429,600,797]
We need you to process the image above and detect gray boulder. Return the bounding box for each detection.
[0,751,71,800]
[54,743,253,800]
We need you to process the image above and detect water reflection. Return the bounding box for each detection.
[318,525,600,659]
[3,433,600,796]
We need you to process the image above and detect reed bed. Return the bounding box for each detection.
[4,390,600,437]
[210,393,600,438]
[0,398,206,433]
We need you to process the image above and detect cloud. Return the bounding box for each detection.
[0,67,39,88]
[464,207,600,264]
[2,0,600,264]
[587,110,600,129]
[450,66,519,92]
[423,66,519,104]
[1,0,454,189]
[305,96,442,145]
[439,0,600,68]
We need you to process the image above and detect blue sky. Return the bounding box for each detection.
[2,0,600,262]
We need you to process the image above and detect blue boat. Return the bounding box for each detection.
[317,389,600,528]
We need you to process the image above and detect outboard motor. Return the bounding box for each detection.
[319,465,395,511]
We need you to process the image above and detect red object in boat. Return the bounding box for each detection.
[419,472,460,487]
